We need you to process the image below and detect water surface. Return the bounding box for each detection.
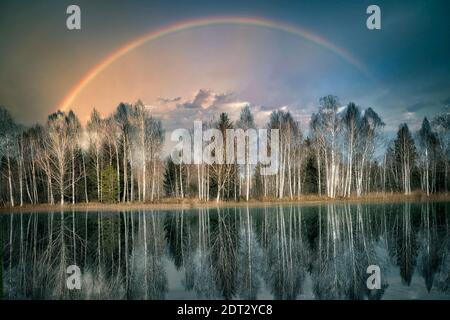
[1,201,450,300]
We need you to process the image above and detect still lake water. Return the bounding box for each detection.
[1,201,450,300]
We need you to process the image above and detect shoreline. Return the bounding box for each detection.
[1,192,450,214]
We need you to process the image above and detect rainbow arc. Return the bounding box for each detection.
[60,16,369,110]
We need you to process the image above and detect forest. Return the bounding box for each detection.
[0,95,449,207]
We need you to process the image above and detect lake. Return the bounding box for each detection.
[1,201,450,300]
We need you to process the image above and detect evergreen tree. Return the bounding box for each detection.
[393,124,417,194]
[417,118,439,195]
[163,157,186,197]
[101,165,118,202]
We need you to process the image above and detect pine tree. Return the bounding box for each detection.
[417,118,439,195]
[163,157,186,197]
[393,124,417,194]
[101,165,118,202]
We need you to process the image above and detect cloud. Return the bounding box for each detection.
[177,89,219,109]
[149,89,313,133]
[202,101,249,122]
[157,96,181,104]
[404,111,416,120]
[407,101,433,113]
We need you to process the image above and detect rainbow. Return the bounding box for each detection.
[60,16,369,110]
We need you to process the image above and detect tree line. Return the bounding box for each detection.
[0,95,449,206]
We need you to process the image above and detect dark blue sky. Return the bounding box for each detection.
[0,0,449,133]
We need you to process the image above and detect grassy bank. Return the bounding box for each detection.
[1,191,450,214]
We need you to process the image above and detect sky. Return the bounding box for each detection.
[0,0,449,135]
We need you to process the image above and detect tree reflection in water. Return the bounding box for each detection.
[1,201,450,299]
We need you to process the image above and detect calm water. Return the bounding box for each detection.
[1,201,450,300]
